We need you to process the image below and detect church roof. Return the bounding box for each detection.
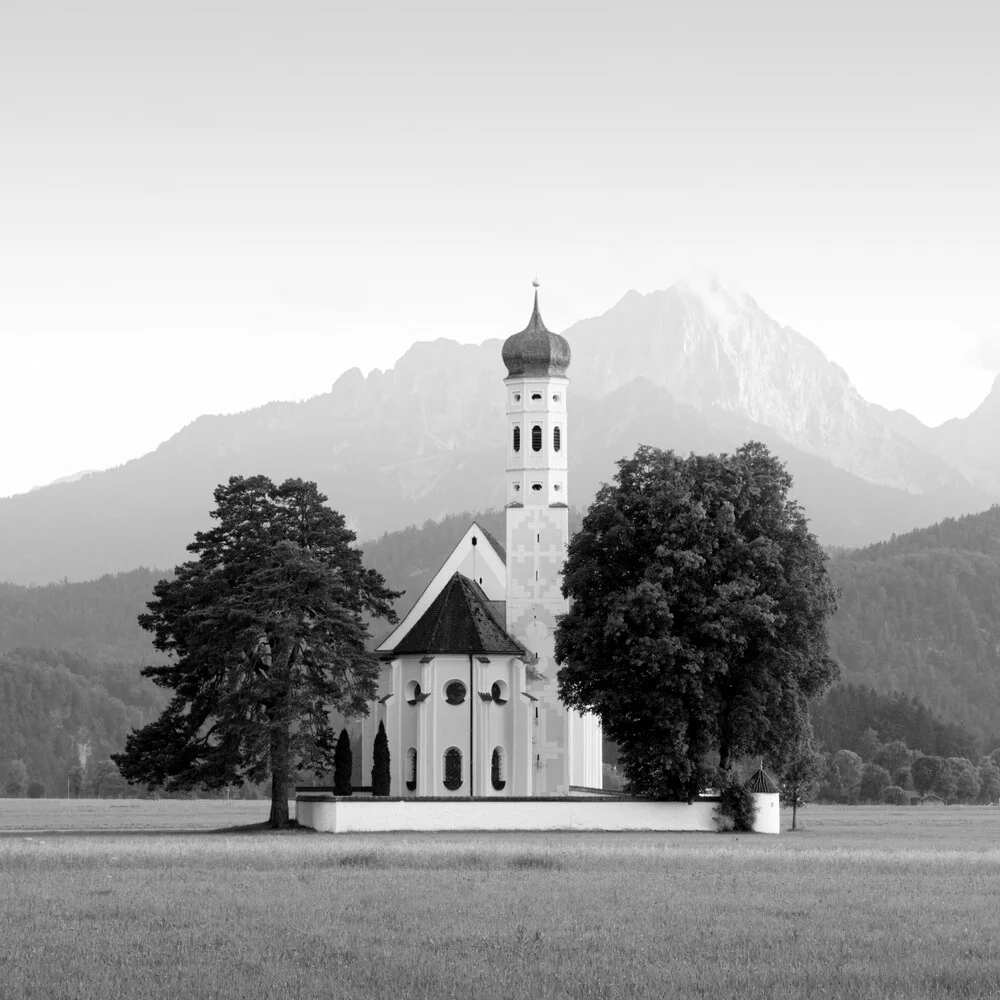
[478,524,506,563]
[501,286,571,379]
[388,572,527,657]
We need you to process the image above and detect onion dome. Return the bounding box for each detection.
[745,765,780,793]
[502,282,571,379]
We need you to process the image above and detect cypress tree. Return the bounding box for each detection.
[371,721,391,796]
[333,728,353,796]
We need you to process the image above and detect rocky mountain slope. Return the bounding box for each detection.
[1,278,995,584]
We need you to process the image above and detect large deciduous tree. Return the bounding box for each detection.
[555,443,839,801]
[112,476,400,827]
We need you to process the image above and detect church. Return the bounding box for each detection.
[355,285,604,796]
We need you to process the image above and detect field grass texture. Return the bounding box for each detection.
[1,802,999,999]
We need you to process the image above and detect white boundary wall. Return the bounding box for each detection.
[296,793,780,834]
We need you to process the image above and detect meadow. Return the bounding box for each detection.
[1,801,999,999]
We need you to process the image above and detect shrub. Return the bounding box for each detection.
[371,722,391,796]
[882,785,909,805]
[26,781,45,799]
[333,729,353,796]
[713,769,758,833]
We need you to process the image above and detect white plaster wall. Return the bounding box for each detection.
[296,795,776,835]
[752,792,780,834]
[296,796,726,834]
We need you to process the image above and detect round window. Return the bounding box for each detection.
[445,680,467,705]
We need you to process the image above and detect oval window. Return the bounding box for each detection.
[553,426,561,452]
[531,425,542,451]
[491,680,508,705]
[445,680,467,705]
[531,392,542,401]
[443,747,463,791]
[405,680,422,705]
[513,426,520,452]
[531,483,543,492]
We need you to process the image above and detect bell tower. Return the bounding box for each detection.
[502,283,601,794]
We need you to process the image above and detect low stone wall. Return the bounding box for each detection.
[295,793,780,834]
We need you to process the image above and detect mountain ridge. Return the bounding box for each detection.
[3,277,998,584]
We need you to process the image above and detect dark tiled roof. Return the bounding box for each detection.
[501,289,571,379]
[390,573,526,657]
[745,766,780,794]
[477,524,506,563]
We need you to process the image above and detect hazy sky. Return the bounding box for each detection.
[2,1,998,499]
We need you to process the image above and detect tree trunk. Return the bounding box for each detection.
[269,712,291,828]
[792,795,798,831]
[268,641,296,829]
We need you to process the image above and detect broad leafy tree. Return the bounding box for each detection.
[946,757,980,803]
[977,757,1000,804]
[555,443,838,800]
[829,749,863,803]
[911,754,945,797]
[859,762,892,803]
[774,717,825,831]
[113,476,399,827]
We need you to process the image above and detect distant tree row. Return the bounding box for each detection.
[817,745,1000,806]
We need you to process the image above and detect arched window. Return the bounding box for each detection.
[405,680,422,705]
[491,680,508,705]
[512,426,520,452]
[553,426,561,452]
[491,746,506,791]
[531,425,542,451]
[405,748,417,792]
[443,747,463,791]
[445,680,467,705]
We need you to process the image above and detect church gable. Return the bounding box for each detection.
[376,520,506,653]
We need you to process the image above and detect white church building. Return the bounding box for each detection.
[356,286,604,796]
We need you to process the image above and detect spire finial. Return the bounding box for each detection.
[531,278,540,322]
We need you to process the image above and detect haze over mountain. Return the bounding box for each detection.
[1,277,996,585]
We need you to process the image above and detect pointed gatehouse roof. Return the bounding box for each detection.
[745,765,780,794]
[389,572,527,657]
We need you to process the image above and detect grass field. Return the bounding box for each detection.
[1,802,999,999]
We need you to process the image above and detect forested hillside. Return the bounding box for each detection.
[811,684,981,760]
[826,506,1000,741]
[0,649,155,796]
[5,503,1000,794]
[0,568,163,663]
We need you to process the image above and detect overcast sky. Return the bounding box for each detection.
[1,1,998,499]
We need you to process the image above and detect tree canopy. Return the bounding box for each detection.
[112,476,400,826]
[554,443,839,800]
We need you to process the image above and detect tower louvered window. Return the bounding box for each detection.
[531,425,542,452]
[513,426,520,452]
[553,426,561,452]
